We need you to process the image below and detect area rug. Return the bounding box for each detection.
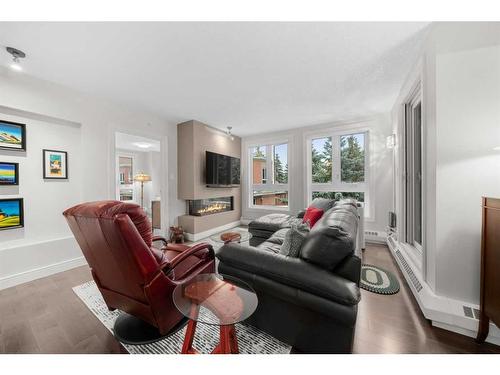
[360,264,400,295]
[73,281,291,354]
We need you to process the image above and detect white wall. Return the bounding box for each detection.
[241,114,393,234]
[0,68,184,289]
[392,23,500,305]
[434,45,500,303]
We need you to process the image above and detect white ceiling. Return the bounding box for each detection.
[115,132,161,153]
[0,22,429,136]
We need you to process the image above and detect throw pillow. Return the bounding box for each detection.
[279,226,308,257]
[302,206,324,228]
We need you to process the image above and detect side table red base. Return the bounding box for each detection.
[181,319,239,354]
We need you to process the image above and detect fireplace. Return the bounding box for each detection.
[187,196,234,216]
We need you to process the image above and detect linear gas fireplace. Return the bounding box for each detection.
[187,196,234,216]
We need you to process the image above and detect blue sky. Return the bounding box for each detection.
[0,122,22,138]
[0,200,21,216]
[274,144,287,166]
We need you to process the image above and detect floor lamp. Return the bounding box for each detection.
[134,172,152,209]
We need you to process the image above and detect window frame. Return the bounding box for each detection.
[305,126,372,219]
[403,83,424,254]
[247,140,290,210]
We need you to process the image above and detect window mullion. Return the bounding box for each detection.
[333,134,341,184]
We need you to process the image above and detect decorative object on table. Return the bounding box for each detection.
[172,273,258,354]
[169,226,185,243]
[209,228,252,244]
[133,172,151,208]
[477,197,500,343]
[72,280,290,354]
[0,162,19,185]
[0,198,24,230]
[360,264,400,295]
[0,120,26,151]
[220,231,241,243]
[43,149,68,179]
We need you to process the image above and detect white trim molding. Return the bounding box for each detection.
[387,236,500,346]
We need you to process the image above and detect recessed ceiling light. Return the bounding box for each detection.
[134,142,152,149]
[6,47,26,72]
[493,146,500,151]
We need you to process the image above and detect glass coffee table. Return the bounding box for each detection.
[173,273,258,354]
[209,228,252,244]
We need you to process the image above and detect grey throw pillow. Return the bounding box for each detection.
[279,224,309,257]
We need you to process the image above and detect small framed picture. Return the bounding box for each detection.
[0,198,24,230]
[0,120,26,152]
[43,149,68,179]
[0,162,19,185]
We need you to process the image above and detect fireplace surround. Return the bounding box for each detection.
[187,196,234,216]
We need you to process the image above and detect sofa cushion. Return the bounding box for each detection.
[248,213,294,232]
[303,206,324,228]
[309,198,336,212]
[257,240,282,254]
[300,208,358,270]
[336,198,358,209]
[266,228,290,245]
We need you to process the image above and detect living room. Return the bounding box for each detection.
[1,2,500,374]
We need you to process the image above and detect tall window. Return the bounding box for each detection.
[250,143,289,208]
[404,88,423,251]
[308,130,368,216]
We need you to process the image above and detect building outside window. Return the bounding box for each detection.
[250,142,289,208]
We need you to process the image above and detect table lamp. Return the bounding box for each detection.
[134,172,151,209]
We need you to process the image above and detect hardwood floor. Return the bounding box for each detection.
[0,243,498,354]
[354,243,500,354]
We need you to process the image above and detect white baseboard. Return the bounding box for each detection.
[0,256,87,290]
[387,237,500,347]
[184,220,241,242]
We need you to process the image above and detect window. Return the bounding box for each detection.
[250,143,289,208]
[404,89,423,251]
[308,130,369,216]
[341,133,365,183]
[311,137,332,183]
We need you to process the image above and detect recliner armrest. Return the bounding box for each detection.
[217,243,360,306]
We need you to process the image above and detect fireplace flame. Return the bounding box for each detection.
[197,202,229,215]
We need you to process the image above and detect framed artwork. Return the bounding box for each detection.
[0,198,24,230]
[0,120,26,151]
[0,162,19,185]
[43,149,68,179]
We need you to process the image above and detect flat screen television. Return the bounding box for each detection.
[206,151,240,187]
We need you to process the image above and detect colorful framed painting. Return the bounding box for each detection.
[0,162,19,185]
[0,198,24,230]
[0,120,26,151]
[43,149,68,179]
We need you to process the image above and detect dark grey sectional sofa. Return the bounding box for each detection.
[216,199,362,353]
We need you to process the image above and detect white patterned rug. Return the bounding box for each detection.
[73,280,291,354]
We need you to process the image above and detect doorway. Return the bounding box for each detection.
[115,132,162,234]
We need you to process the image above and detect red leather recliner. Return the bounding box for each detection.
[63,200,215,344]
